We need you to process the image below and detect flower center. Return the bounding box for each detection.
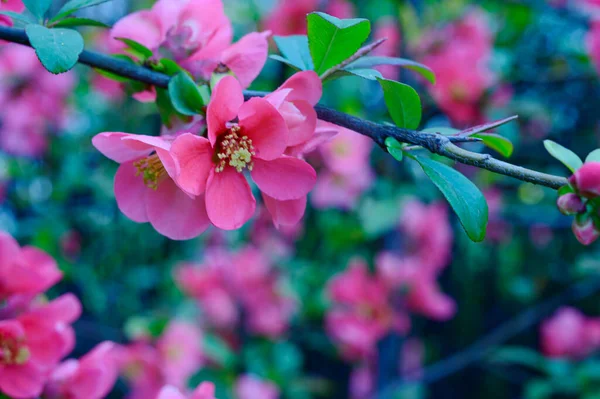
[0,336,30,365]
[215,125,256,173]
[134,153,166,190]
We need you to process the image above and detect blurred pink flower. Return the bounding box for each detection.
[264,0,353,36]
[541,307,591,358]
[157,382,217,399]
[235,375,280,399]
[350,366,373,399]
[372,18,402,79]
[118,342,165,399]
[157,321,203,389]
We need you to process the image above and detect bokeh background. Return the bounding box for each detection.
[3,0,600,398]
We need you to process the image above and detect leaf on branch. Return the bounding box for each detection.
[168,72,209,116]
[22,0,52,21]
[345,56,436,84]
[52,0,112,22]
[51,17,109,28]
[415,156,489,242]
[325,67,383,81]
[543,140,582,173]
[472,133,514,157]
[272,35,314,71]
[158,59,186,76]
[385,137,404,162]
[457,115,519,137]
[307,12,370,74]
[0,11,36,26]
[421,127,460,136]
[377,78,421,130]
[586,149,600,163]
[114,37,153,61]
[25,24,84,74]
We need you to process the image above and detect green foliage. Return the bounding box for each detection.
[51,17,109,28]
[22,0,52,21]
[544,139,583,173]
[52,0,112,22]
[586,149,600,163]
[345,55,436,84]
[0,11,35,26]
[472,133,514,157]
[271,35,314,71]
[415,156,489,242]
[114,37,153,61]
[25,24,84,74]
[377,78,422,129]
[384,137,404,162]
[168,72,209,116]
[307,12,370,74]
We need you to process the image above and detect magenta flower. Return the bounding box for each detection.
[157,382,217,399]
[235,375,280,399]
[264,0,354,36]
[117,342,165,399]
[92,132,210,240]
[171,76,316,230]
[156,321,203,389]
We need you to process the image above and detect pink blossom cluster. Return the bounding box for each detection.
[0,231,119,399]
[418,9,497,125]
[263,0,354,36]
[557,162,600,245]
[0,44,74,156]
[540,307,600,358]
[176,245,296,338]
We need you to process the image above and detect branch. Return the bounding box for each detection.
[0,26,568,190]
[374,276,600,398]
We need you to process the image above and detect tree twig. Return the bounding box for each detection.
[319,37,386,81]
[0,26,569,190]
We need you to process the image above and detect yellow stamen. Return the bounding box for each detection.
[134,154,166,190]
[215,125,256,173]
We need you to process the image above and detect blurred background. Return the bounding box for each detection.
[3,0,600,398]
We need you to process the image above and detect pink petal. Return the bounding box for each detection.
[251,156,316,200]
[238,98,288,160]
[205,168,256,230]
[170,134,213,196]
[146,178,210,240]
[207,76,244,145]
[121,135,171,152]
[0,231,20,267]
[0,363,45,399]
[157,386,187,399]
[287,123,338,157]
[179,0,233,61]
[263,194,307,227]
[265,88,293,110]
[92,133,152,163]
[221,32,270,89]
[132,88,157,103]
[190,382,216,399]
[285,100,317,146]
[280,71,323,105]
[110,10,164,53]
[114,161,150,223]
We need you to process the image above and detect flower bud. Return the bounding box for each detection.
[569,162,600,197]
[572,215,600,245]
[557,193,585,215]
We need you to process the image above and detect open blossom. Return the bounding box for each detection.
[264,0,353,35]
[156,321,203,389]
[157,382,217,399]
[171,76,316,230]
[235,375,280,399]
[540,307,600,358]
[45,341,119,399]
[92,133,210,240]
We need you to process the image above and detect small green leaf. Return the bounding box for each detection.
[52,0,112,22]
[458,116,518,137]
[346,56,436,84]
[557,185,575,196]
[158,58,185,76]
[586,149,600,163]
[0,11,36,26]
[51,17,109,28]
[385,137,404,161]
[377,78,422,129]
[25,24,84,74]
[115,37,153,61]
[472,133,514,157]
[415,156,488,242]
[306,12,370,74]
[22,0,52,21]
[273,35,314,71]
[324,67,383,81]
[269,55,302,71]
[543,140,583,173]
[168,72,207,116]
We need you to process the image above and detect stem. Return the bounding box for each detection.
[0,26,568,189]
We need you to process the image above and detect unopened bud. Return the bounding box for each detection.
[557,193,585,215]
[572,215,600,245]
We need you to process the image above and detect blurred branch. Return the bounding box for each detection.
[374,276,600,399]
[0,26,568,189]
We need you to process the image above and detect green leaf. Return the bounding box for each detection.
[586,149,600,163]
[0,11,36,26]
[472,133,514,157]
[385,137,404,162]
[52,0,112,21]
[421,127,460,136]
[324,67,383,81]
[115,37,153,61]
[543,140,583,173]
[25,24,84,74]
[557,184,575,196]
[377,78,422,129]
[269,55,302,71]
[168,72,207,116]
[346,56,436,84]
[415,156,488,242]
[51,17,109,28]
[23,0,52,21]
[306,12,370,74]
[458,115,518,137]
[273,35,314,71]
[158,58,185,76]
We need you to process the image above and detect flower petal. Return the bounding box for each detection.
[286,100,317,146]
[251,156,316,200]
[280,71,323,105]
[114,161,150,223]
[239,98,288,160]
[207,76,244,145]
[0,362,45,399]
[92,133,152,163]
[146,178,211,240]
[110,10,164,53]
[0,231,20,268]
[263,194,307,227]
[170,134,213,196]
[221,32,270,89]
[205,168,255,230]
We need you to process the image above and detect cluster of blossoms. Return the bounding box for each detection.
[176,245,296,338]
[556,162,600,245]
[0,44,74,156]
[416,9,498,125]
[540,307,600,358]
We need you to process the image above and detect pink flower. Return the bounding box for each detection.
[572,215,600,245]
[540,307,593,358]
[0,231,62,299]
[157,382,217,399]
[235,375,280,399]
[92,132,210,240]
[118,342,165,399]
[170,76,316,230]
[264,0,354,36]
[45,342,119,399]
[157,321,203,389]
[557,193,586,215]
[372,18,402,79]
[570,162,600,197]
